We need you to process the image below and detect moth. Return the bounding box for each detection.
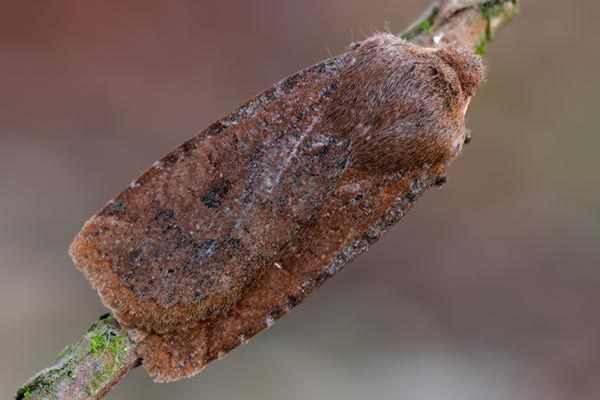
[70,33,484,382]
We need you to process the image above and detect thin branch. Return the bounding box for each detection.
[16,1,519,398]
[16,315,139,400]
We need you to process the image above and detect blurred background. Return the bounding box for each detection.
[1,1,598,399]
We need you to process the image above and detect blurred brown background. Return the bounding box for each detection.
[1,1,598,399]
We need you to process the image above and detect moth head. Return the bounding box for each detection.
[435,45,486,101]
[332,34,485,173]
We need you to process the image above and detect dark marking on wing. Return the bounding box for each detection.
[201,179,231,209]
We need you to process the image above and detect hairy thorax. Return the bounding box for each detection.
[329,33,484,174]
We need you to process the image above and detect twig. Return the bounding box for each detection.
[16,1,519,398]
[16,315,139,400]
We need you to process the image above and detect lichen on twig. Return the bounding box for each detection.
[16,315,139,400]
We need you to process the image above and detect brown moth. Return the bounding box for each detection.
[70,33,484,382]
